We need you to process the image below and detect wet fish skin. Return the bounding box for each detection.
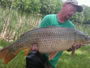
[0,27,90,64]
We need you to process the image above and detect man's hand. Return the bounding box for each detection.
[31,43,39,51]
[67,44,83,52]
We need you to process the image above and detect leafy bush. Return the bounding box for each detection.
[0,0,62,14]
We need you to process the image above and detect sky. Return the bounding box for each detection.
[63,0,90,7]
[78,0,90,7]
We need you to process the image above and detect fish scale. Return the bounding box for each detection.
[0,26,90,64]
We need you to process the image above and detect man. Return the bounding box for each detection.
[26,0,83,68]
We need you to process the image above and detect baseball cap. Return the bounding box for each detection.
[63,0,83,12]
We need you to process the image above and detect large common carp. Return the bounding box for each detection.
[0,26,90,64]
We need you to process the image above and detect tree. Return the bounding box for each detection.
[40,0,62,14]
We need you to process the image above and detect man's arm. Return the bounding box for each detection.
[40,15,51,28]
[67,44,82,51]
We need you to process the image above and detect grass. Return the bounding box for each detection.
[57,45,90,68]
[0,7,42,41]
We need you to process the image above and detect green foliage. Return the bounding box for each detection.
[11,0,41,13]
[0,7,41,41]
[71,5,90,24]
[40,0,62,14]
[0,0,62,14]
[0,0,12,8]
[82,6,90,24]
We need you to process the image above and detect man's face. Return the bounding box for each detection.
[62,3,77,20]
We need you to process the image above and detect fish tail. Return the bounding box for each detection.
[0,47,16,64]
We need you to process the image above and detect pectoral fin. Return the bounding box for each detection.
[24,48,31,56]
[48,52,58,61]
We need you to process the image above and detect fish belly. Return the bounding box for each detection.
[38,38,74,53]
